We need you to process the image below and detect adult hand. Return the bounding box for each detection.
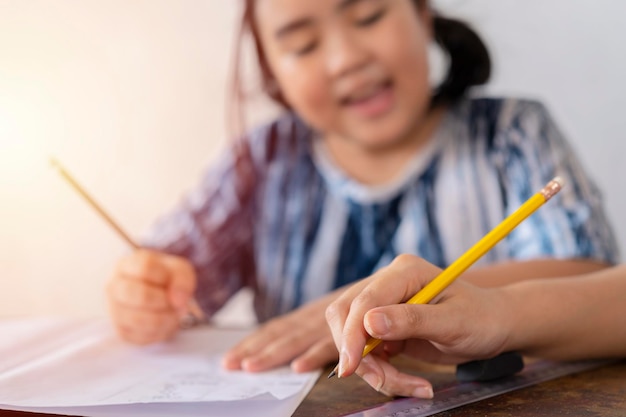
[107,249,197,345]
[326,254,511,398]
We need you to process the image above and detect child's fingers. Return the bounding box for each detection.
[240,331,336,373]
[222,322,280,370]
[222,316,308,371]
[107,278,171,311]
[222,302,337,372]
[117,249,171,286]
[115,250,197,313]
[239,333,311,372]
[110,304,179,345]
[161,254,197,310]
[290,337,339,373]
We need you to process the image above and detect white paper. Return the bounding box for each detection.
[0,317,320,417]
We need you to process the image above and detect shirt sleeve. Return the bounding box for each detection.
[141,137,260,318]
[494,99,619,264]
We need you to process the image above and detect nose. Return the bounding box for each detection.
[324,28,371,79]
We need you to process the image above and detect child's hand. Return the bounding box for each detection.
[326,254,511,398]
[221,288,346,373]
[106,249,197,345]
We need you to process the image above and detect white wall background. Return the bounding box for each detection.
[1,0,624,319]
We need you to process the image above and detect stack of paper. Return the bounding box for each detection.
[0,317,320,417]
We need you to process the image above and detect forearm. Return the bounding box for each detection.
[500,267,626,360]
[463,259,609,288]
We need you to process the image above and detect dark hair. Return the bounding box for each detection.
[229,0,491,132]
[430,14,491,106]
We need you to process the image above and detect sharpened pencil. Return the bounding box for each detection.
[50,157,206,326]
[329,177,564,379]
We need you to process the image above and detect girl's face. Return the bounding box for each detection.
[255,0,433,150]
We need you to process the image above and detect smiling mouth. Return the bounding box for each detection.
[340,80,394,118]
[341,80,393,106]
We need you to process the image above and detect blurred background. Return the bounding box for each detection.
[1,0,625,321]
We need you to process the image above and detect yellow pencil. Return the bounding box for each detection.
[329,176,564,378]
[50,157,206,327]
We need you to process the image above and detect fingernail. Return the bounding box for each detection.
[241,357,255,372]
[361,372,383,391]
[366,312,391,337]
[291,358,309,373]
[221,356,239,370]
[413,385,434,399]
[338,347,350,378]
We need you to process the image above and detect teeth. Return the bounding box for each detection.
[348,84,384,103]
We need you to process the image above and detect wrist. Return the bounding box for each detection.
[492,284,525,355]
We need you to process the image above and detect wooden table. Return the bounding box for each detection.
[293,358,626,417]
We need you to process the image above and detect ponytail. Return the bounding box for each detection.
[430,14,491,105]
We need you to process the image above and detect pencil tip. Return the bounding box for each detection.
[327,370,336,379]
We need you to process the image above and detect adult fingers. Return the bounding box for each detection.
[356,355,434,399]
[334,255,442,377]
[364,284,506,361]
[400,338,471,365]
[325,278,373,357]
[363,302,463,343]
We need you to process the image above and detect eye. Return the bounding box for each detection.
[356,8,386,27]
[294,41,319,56]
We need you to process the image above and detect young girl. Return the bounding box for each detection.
[327,255,626,399]
[106,0,618,374]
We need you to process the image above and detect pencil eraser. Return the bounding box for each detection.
[553,176,565,187]
[456,352,524,382]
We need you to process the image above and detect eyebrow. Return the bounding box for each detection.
[275,17,313,39]
[336,0,369,12]
[275,18,314,39]
[274,0,377,39]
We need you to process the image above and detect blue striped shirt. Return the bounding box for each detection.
[145,97,619,322]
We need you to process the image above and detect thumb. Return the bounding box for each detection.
[363,303,457,343]
[161,255,197,311]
